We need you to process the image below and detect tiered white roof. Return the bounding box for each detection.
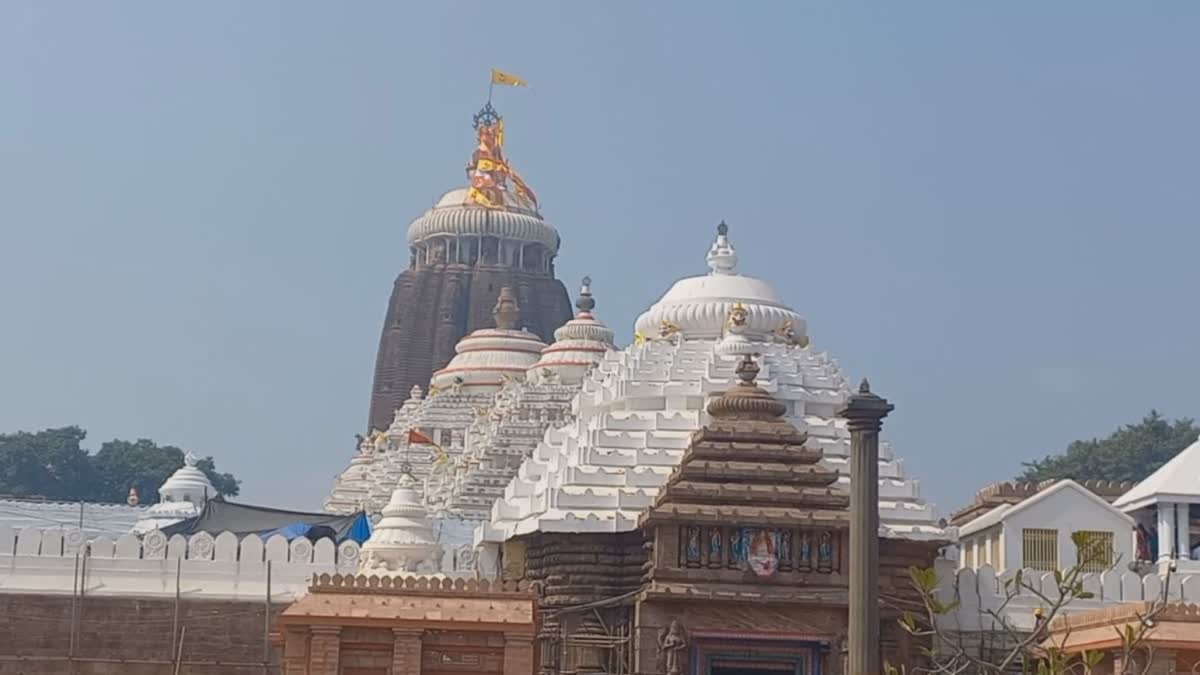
[359,472,441,573]
[429,287,548,393]
[132,452,215,533]
[532,277,615,384]
[477,225,944,546]
[426,279,616,519]
[325,289,554,516]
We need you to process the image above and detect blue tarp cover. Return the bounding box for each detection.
[161,499,371,544]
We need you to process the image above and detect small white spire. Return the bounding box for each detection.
[706,221,738,275]
[184,451,198,468]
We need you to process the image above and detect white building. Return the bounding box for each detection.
[325,280,614,521]
[1115,437,1200,566]
[956,479,1136,574]
[477,224,944,558]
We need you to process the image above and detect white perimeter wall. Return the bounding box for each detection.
[0,525,361,602]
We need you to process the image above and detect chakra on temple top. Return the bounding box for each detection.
[466,104,538,212]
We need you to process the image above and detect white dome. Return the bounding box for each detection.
[530,277,615,384]
[359,473,441,573]
[634,225,808,341]
[157,452,215,505]
[430,287,548,392]
[406,188,560,251]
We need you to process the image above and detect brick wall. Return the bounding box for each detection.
[0,593,281,675]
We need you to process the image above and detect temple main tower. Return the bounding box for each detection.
[367,104,572,431]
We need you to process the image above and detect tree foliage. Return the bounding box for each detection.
[1019,411,1199,483]
[0,426,240,504]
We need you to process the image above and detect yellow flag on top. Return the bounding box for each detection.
[491,68,528,87]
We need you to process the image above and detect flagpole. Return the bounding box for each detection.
[488,75,494,104]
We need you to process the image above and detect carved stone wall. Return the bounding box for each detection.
[368,267,572,432]
[514,531,645,608]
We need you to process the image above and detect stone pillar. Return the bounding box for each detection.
[1159,502,1176,561]
[1178,503,1191,560]
[839,379,893,675]
[282,627,310,675]
[504,633,536,675]
[391,627,424,675]
[308,625,341,675]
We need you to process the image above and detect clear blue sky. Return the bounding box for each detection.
[2,3,1197,516]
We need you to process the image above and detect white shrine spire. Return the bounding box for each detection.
[706,221,738,275]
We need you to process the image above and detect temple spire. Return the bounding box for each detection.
[575,276,596,316]
[706,221,738,275]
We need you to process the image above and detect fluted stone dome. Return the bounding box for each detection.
[359,472,441,573]
[634,224,808,341]
[131,452,215,534]
[406,188,561,252]
[430,286,548,392]
[530,277,616,384]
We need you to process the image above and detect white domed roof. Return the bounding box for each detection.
[634,224,808,341]
[406,188,561,252]
[158,452,215,505]
[530,277,615,384]
[359,472,441,573]
[430,287,548,392]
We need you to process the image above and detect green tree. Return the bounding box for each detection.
[1019,411,1199,483]
[0,427,240,503]
[0,426,96,500]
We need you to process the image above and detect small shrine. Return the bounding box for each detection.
[275,575,537,675]
[359,471,441,574]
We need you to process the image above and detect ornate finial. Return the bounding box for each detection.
[576,276,596,314]
[735,353,760,385]
[493,287,520,330]
[859,378,871,394]
[184,451,198,468]
[706,222,738,275]
[473,101,501,129]
[707,354,787,420]
[466,102,538,212]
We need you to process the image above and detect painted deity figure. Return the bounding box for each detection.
[708,528,722,566]
[747,529,779,577]
[818,531,834,568]
[779,530,793,563]
[728,529,748,568]
[685,526,702,563]
[799,532,812,568]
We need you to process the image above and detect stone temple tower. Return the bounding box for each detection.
[367,104,573,431]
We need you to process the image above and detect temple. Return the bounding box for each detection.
[366,103,573,432]
[476,223,944,560]
[327,279,615,525]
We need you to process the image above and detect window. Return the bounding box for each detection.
[1074,530,1115,573]
[989,534,1001,570]
[1022,528,1058,571]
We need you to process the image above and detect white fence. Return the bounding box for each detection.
[0,525,361,602]
[933,559,1195,632]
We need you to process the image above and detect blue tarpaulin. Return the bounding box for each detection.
[162,500,371,544]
